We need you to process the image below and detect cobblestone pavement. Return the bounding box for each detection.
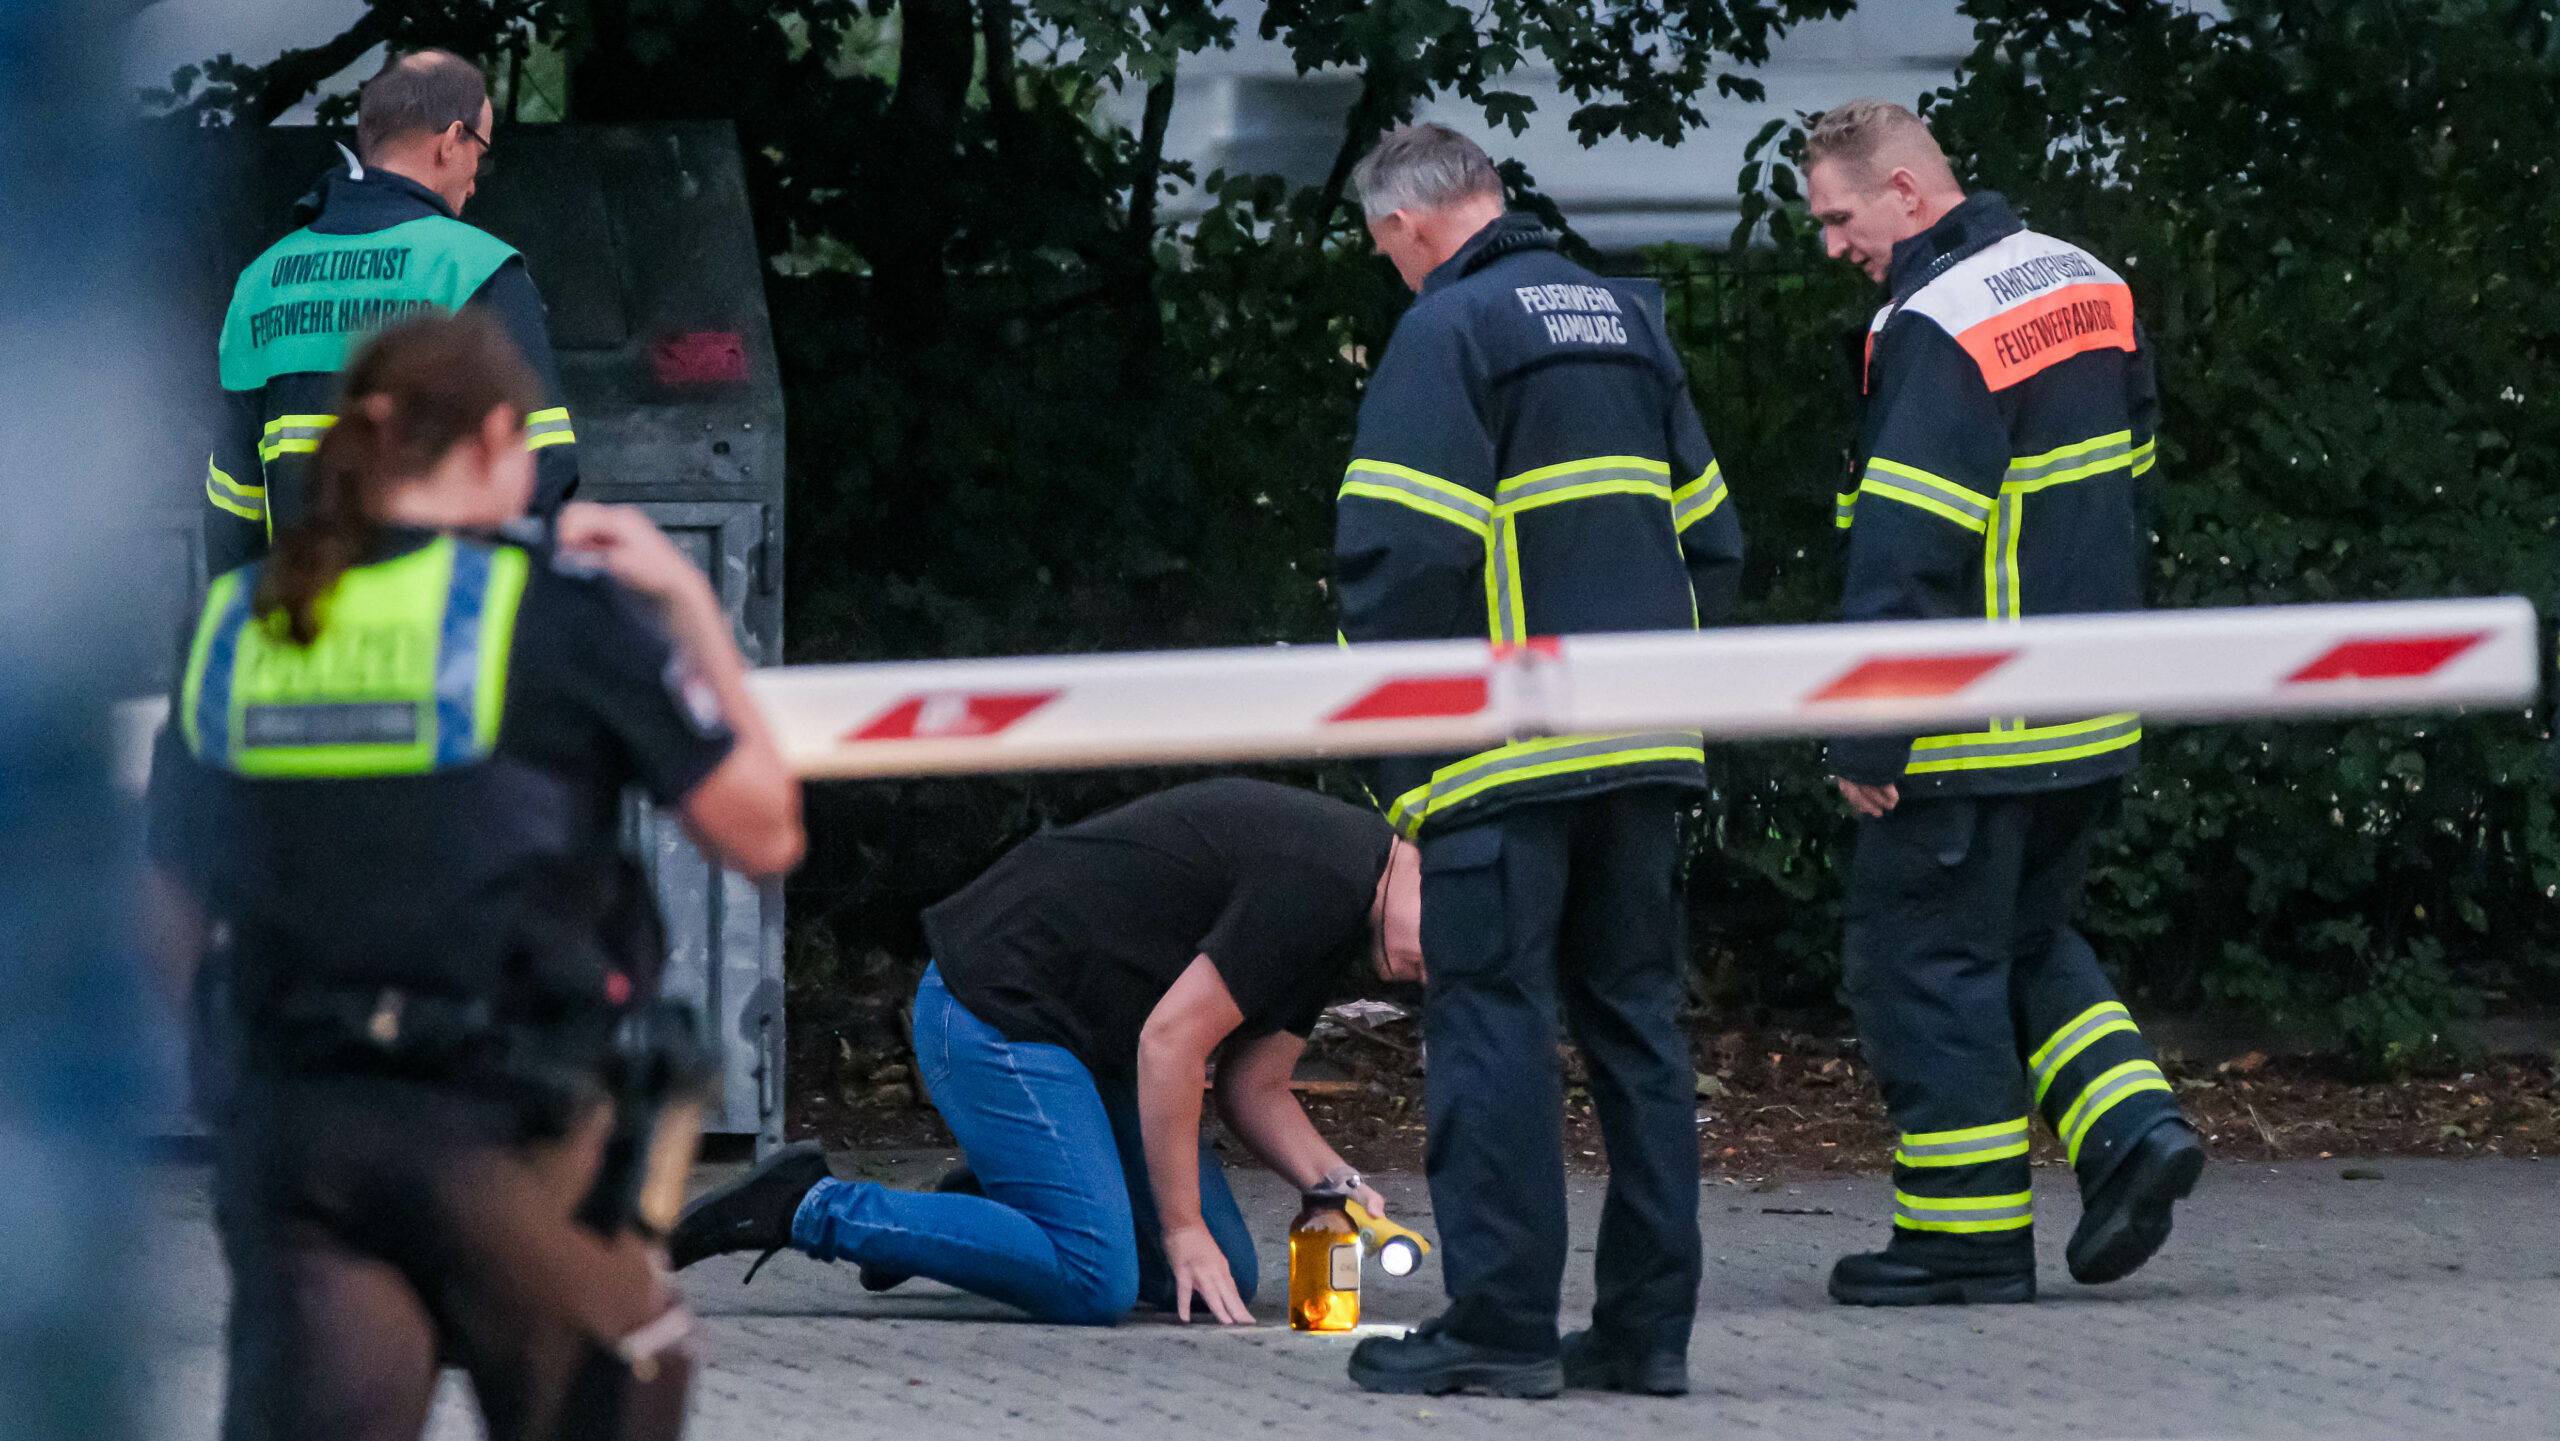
[147,1153,2560,1440]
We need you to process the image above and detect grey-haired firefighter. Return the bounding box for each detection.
[1803,99,2204,1306]
[1331,123,1743,1399]
[204,48,580,579]
[148,311,801,1441]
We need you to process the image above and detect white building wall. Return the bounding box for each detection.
[1107,1,1975,251]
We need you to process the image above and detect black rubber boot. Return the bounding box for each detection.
[667,1142,834,1278]
[2067,1117,2205,1284]
[1828,1230,2035,1307]
[1560,1328,1688,1396]
[1347,1321,1563,1398]
[858,1164,982,1293]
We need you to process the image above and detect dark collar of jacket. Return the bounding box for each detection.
[1420,212,1559,297]
[1885,190,2025,306]
[291,164,460,235]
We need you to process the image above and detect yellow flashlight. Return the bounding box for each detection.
[1344,1200,1432,1278]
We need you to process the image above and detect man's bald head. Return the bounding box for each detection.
[356,50,487,164]
[1802,100,1967,284]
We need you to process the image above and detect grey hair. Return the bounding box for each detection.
[1353,123,1503,219]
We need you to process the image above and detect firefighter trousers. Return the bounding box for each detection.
[1417,787,1702,1357]
[1842,782,2178,1258]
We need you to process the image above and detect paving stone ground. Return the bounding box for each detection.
[146,1152,2560,1440]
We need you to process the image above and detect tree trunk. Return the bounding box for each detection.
[978,0,1022,162]
[868,0,978,344]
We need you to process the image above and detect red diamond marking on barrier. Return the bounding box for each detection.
[1806,651,2017,703]
[846,690,1059,742]
[1328,675,1490,723]
[2287,633,2487,684]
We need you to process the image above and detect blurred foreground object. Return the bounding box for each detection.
[0,2,167,1438]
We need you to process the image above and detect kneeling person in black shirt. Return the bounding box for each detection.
[672,778,1422,1324]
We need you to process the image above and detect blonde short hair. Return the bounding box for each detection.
[1804,99,1956,192]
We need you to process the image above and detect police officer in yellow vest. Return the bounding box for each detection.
[204,49,580,577]
[149,312,801,1440]
[1805,101,2203,1307]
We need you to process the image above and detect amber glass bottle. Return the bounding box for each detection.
[1287,1192,1362,1332]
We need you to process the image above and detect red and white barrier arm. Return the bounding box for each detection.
[751,598,2539,780]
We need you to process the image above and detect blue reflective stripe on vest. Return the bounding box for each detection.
[192,574,255,765]
[437,541,494,767]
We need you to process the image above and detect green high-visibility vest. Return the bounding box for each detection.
[181,537,530,778]
[218,215,521,393]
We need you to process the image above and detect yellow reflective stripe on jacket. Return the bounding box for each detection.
[2028,1001,2139,1106]
[1859,458,1993,533]
[1340,460,1494,537]
[1834,489,1857,530]
[2005,430,2135,493]
[2132,437,2157,477]
[1487,516,1528,643]
[1895,1117,2030,1169]
[1384,730,1706,838]
[1893,1190,2032,1233]
[524,405,576,451]
[1493,455,1672,514]
[1906,713,2141,774]
[258,412,337,463]
[1671,463,1727,533]
[206,454,265,521]
[2058,1059,2172,1166]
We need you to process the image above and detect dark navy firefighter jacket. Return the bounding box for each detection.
[1335,215,1745,839]
[1829,192,2160,797]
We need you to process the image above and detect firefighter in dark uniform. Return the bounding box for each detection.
[1803,100,2205,1306]
[147,311,802,1440]
[1333,124,1743,1398]
[204,48,580,578]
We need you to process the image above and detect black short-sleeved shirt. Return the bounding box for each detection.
[925,779,1394,1078]
[147,525,735,1005]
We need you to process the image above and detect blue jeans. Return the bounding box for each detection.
[791,964,1257,1324]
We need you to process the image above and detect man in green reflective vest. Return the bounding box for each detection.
[203,48,580,577]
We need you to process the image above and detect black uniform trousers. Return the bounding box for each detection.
[215,1072,693,1441]
[1417,786,1701,1356]
[1843,781,2177,1260]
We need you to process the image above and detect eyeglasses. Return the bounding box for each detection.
[454,121,493,152]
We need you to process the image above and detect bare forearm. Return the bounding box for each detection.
[1215,1080,1345,1191]
[1137,1036,1209,1232]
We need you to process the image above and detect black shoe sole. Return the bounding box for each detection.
[1828,1270,2036,1306]
[1562,1360,1689,1396]
[1348,1356,1565,1398]
[2067,1129,2206,1285]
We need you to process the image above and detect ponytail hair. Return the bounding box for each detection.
[257,309,544,644]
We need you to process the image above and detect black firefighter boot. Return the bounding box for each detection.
[667,1141,834,1280]
[1828,1227,2037,1306]
[2067,1117,2206,1284]
[1348,1318,1564,1398]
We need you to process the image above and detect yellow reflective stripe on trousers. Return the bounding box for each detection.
[1383,730,1706,838]
[1340,460,1494,538]
[1905,713,2141,773]
[2028,1002,2139,1106]
[1860,458,1993,532]
[2057,1059,2172,1166]
[1493,456,1672,514]
[205,455,265,521]
[524,406,576,451]
[258,412,336,463]
[1671,462,1727,533]
[1895,1117,2030,1169]
[1893,1190,2032,1233]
